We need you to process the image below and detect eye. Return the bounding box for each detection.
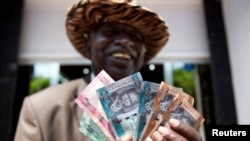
[129,32,144,42]
[102,28,119,37]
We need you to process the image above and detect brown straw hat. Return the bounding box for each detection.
[66,0,170,64]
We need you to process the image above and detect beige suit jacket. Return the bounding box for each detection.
[14,78,92,141]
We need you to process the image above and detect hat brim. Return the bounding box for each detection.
[66,1,170,65]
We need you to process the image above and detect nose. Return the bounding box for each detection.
[114,35,135,48]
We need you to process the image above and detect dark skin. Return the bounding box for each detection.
[87,22,146,81]
[87,23,202,141]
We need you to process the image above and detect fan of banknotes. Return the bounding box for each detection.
[75,70,205,141]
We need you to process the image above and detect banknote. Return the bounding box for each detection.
[152,81,194,120]
[109,113,139,141]
[162,99,205,130]
[167,82,194,106]
[97,72,143,139]
[139,81,183,141]
[77,95,116,140]
[136,81,160,141]
[79,113,110,141]
[147,98,205,139]
[75,69,115,120]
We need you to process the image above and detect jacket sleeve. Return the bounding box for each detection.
[14,97,43,141]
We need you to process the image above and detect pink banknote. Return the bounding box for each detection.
[75,70,115,120]
[75,70,116,140]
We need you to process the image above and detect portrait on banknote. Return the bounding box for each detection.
[170,105,195,126]
[109,86,140,121]
[159,93,175,113]
[159,100,205,131]
[81,97,97,115]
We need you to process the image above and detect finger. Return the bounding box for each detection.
[117,134,133,141]
[145,137,153,141]
[168,118,202,141]
[158,126,187,141]
[151,130,166,141]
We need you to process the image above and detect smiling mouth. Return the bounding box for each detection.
[112,52,132,60]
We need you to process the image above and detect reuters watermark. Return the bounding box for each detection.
[212,129,246,136]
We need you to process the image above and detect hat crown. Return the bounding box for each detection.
[83,0,137,5]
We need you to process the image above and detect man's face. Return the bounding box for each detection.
[121,91,138,107]
[121,94,131,107]
[88,23,146,80]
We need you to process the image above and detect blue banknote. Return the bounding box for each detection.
[97,72,143,139]
[136,81,160,141]
[139,81,179,141]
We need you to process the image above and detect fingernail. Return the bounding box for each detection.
[158,126,176,139]
[146,137,153,141]
[169,118,180,127]
[159,126,170,135]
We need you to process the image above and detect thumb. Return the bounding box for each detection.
[117,134,133,141]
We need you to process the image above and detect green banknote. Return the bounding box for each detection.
[79,113,109,141]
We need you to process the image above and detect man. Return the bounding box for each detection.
[14,0,202,141]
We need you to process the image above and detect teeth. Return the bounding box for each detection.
[112,53,131,59]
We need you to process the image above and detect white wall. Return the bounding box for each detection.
[221,0,250,124]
